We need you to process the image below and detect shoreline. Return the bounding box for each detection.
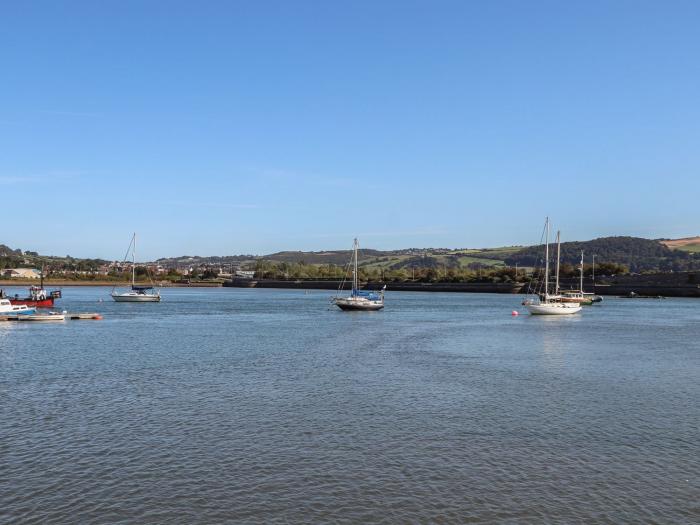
[0,280,222,288]
[2,274,700,297]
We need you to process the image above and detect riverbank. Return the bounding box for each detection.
[0,279,223,287]
[245,279,524,294]
[4,271,700,297]
[227,272,700,297]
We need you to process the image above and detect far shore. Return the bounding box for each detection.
[2,273,700,297]
[0,279,222,288]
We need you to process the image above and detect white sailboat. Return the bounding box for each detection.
[559,251,603,305]
[111,233,161,302]
[526,218,582,315]
[332,238,385,311]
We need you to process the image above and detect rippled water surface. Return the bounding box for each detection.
[1,287,699,523]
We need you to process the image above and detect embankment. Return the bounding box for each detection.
[236,279,524,294]
[591,273,700,298]
[556,274,700,297]
[0,280,223,287]
[234,272,700,297]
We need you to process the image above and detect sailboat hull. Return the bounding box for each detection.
[333,297,384,311]
[111,293,161,302]
[527,303,582,315]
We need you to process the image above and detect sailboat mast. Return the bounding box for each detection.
[544,218,550,298]
[353,238,359,292]
[132,232,136,287]
[580,250,584,292]
[555,230,561,295]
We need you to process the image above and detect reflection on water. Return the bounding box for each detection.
[1,287,698,523]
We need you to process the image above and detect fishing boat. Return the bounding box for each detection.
[525,218,582,315]
[0,298,36,315]
[111,233,161,302]
[6,266,61,308]
[332,238,385,311]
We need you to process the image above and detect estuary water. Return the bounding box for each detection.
[1,287,698,524]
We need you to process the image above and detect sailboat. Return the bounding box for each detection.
[559,251,603,305]
[525,218,582,315]
[332,238,385,311]
[111,233,161,302]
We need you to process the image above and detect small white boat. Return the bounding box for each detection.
[559,290,602,305]
[558,252,603,304]
[0,298,36,315]
[332,238,385,311]
[111,233,161,302]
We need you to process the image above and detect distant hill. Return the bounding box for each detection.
[262,247,522,270]
[155,254,255,267]
[505,236,698,272]
[155,237,700,273]
[0,244,22,257]
[264,249,387,266]
[4,235,700,274]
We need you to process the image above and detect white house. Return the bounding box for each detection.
[3,268,42,279]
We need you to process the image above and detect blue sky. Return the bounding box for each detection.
[2,1,699,260]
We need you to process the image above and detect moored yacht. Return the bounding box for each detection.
[524,218,582,315]
[111,233,161,302]
[332,238,385,311]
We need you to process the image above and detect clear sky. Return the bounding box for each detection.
[2,1,699,260]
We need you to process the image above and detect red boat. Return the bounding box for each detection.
[6,286,61,308]
[3,266,62,308]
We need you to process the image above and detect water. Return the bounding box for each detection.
[1,287,698,523]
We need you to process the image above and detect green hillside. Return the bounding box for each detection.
[262,246,524,271]
[3,236,700,277]
[660,237,700,253]
[505,236,699,273]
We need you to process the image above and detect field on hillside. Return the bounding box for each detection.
[354,246,525,270]
[660,237,700,253]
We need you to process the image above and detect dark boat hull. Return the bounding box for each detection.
[336,303,384,311]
